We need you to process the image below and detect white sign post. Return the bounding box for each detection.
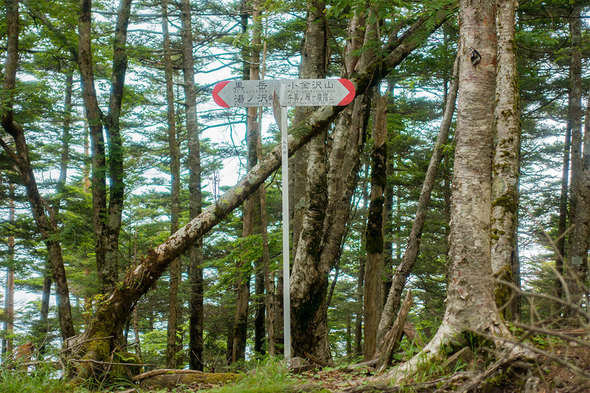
[212,78,355,363]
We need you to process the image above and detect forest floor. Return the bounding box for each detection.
[1,340,588,392]
[127,342,590,393]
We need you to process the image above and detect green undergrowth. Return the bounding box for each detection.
[0,366,82,393]
[203,357,315,393]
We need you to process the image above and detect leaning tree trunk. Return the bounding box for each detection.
[1,0,75,341]
[491,0,521,319]
[377,55,459,348]
[385,0,518,381]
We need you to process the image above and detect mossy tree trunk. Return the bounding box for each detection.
[78,0,132,295]
[385,0,520,381]
[491,0,521,319]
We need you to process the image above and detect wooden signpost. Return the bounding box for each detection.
[212,78,356,363]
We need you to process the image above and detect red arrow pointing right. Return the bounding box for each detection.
[337,78,356,106]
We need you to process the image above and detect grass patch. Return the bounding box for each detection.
[205,357,302,393]
[0,367,81,393]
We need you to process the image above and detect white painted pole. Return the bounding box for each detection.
[280,84,291,364]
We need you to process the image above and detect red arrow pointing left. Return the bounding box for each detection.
[212,81,230,108]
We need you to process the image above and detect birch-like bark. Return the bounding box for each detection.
[386,0,515,380]
[377,55,459,348]
[491,0,521,319]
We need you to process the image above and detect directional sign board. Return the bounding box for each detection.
[211,77,355,365]
[212,78,355,108]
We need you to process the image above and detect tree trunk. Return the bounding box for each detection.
[177,0,205,371]
[3,185,15,357]
[78,0,132,295]
[162,0,182,368]
[364,93,387,360]
[289,0,330,363]
[566,5,588,321]
[356,162,369,357]
[290,4,453,364]
[1,0,75,341]
[491,0,521,319]
[385,0,516,380]
[250,0,266,356]
[378,55,459,348]
[232,1,254,363]
[555,118,571,303]
[37,70,74,353]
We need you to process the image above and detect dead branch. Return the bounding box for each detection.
[512,321,590,349]
[454,350,523,393]
[491,335,590,379]
[377,289,413,373]
[497,279,590,321]
[341,372,473,392]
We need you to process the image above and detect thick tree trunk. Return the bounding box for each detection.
[377,55,459,348]
[386,0,516,380]
[566,5,589,321]
[364,93,387,360]
[491,0,521,319]
[1,0,75,341]
[290,4,453,364]
[178,0,205,371]
[162,0,182,368]
[290,0,329,256]
[288,0,330,362]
